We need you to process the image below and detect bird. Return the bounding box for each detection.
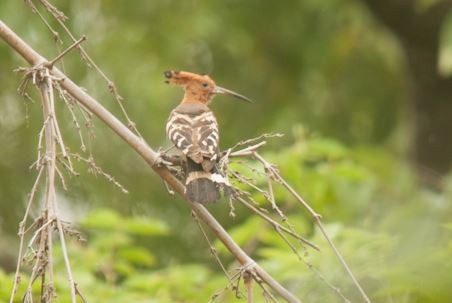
[164,70,252,204]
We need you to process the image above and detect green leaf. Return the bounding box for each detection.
[81,208,122,230]
[118,247,156,267]
[123,217,169,236]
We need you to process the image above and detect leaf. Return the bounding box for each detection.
[304,138,347,161]
[118,247,156,267]
[123,217,169,236]
[81,208,122,230]
[80,209,169,236]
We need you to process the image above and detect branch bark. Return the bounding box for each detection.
[0,20,301,303]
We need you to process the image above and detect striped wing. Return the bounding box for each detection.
[166,110,219,163]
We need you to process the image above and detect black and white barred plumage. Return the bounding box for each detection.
[163,70,251,203]
[166,103,219,164]
[166,102,222,203]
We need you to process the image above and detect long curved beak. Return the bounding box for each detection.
[214,86,253,103]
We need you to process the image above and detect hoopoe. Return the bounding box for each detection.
[164,70,252,204]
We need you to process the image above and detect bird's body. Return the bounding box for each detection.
[166,102,219,166]
[164,70,251,203]
[166,102,221,203]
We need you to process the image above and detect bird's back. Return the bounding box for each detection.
[166,102,219,163]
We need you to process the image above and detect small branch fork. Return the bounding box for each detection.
[25,0,142,136]
[1,1,371,300]
[4,20,126,303]
[8,56,82,302]
[0,21,302,303]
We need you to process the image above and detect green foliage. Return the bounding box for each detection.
[0,0,407,237]
[1,0,452,302]
[220,130,452,302]
[81,208,169,236]
[0,134,451,302]
[0,209,256,302]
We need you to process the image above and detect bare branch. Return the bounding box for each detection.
[236,196,319,251]
[25,0,63,43]
[70,153,129,193]
[0,20,301,303]
[192,211,232,280]
[34,0,142,137]
[56,217,76,302]
[9,166,44,303]
[45,35,86,68]
[253,152,371,303]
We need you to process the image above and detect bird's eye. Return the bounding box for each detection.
[202,83,209,88]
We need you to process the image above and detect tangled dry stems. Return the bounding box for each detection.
[1,1,372,302]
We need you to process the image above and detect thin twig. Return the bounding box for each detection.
[236,196,319,251]
[266,177,285,218]
[25,0,63,44]
[70,153,128,193]
[230,133,283,150]
[41,65,65,302]
[45,35,86,68]
[57,85,86,152]
[55,164,68,190]
[27,217,54,249]
[9,166,44,303]
[244,270,254,303]
[35,0,142,137]
[253,152,371,303]
[228,141,267,157]
[36,116,50,167]
[1,20,301,303]
[254,274,279,303]
[75,283,88,303]
[56,217,77,302]
[208,269,248,302]
[192,211,232,280]
[9,39,82,303]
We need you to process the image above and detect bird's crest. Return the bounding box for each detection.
[164,70,252,104]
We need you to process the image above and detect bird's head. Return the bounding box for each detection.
[164,70,252,105]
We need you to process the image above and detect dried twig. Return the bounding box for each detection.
[4,26,88,303]
[0,21,301,303]
[192,211,232,280]
[9,166,44,302]
[25,0,63,43]
[244,270,254,303]
[219,132,369,302]
[42,62,77,303]
[70,153,129,193]
[236,196,319,251]
[33,0,142,137]
[45,35,86,68]
[253,152,371,303]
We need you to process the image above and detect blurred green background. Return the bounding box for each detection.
[1,0,452,302]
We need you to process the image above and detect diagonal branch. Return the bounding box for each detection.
[0,20,301,303]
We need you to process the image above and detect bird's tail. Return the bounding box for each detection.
[185,158,221,204]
